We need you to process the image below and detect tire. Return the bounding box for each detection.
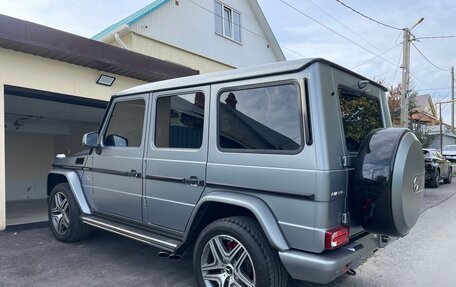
[444,168,452,184]
[48,183,91,242]
[193,216,288,287]
[355,128,425,237]
[430,170,440,188]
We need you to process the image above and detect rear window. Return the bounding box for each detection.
[339,89,383,152]
[218,83,303,153]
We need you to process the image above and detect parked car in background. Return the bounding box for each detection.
[423,148,452,188]
[442,145,456,163]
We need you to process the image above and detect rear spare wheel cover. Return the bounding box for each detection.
[355,128,424,237]
[391,132,425,236]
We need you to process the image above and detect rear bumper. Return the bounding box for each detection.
[279,233,381,284]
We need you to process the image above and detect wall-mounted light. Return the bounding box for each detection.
[96,74,116,87]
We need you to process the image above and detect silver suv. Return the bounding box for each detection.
[48,59,425,286]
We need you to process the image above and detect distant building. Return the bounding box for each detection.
[426,125,456,150]
[410,94,438,126]
[92,0,285,73]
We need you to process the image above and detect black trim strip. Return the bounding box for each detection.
[52,164,84,170]
[52,164,142,178]
[145,175,185,184]
[145,175,205,186]
[90,167,142,178]
[303,78,313,145]
[206,182,315,201]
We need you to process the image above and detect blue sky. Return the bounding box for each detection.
[0,0,455,121]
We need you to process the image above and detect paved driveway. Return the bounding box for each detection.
[1,182,456,287]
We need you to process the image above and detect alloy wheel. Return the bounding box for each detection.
[201,235,256,287]
[50,191,70,235]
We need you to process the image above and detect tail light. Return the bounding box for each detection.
[325,226,349,250]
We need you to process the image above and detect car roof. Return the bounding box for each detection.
[115,58,387,97]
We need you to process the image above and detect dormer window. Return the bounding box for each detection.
[214,1,241,43]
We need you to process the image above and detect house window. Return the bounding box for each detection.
[215,1,241,43]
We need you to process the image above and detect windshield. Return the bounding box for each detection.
[339,89,383,152]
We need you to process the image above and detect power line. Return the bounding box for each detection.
[351,43,401,69]
[278,0,437,91]
[392,45,403,84]
[416,35,456,40]
[411,41,448,72]
[304,0,394,59]
[185,0,307,59]
[335,0,402,31]
[279,0,400,67]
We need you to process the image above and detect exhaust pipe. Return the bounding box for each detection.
[169,254,182,261]
[346,268,357,276]
[157,251,171,258]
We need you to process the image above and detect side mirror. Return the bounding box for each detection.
[82,132,98,148]
[105,134,128,147]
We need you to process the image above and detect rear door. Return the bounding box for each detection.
[144,87,209,231]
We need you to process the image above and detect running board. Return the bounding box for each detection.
[81,215,180,253]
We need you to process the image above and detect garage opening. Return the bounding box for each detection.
[4,86,107,226]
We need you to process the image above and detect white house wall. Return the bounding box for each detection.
[131,0,280,68]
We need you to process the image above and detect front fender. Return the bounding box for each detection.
[186,191,289,251]
[47,170,91,214]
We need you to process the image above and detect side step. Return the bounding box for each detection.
[81,215,180,253]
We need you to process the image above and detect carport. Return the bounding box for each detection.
[0,15,198,229]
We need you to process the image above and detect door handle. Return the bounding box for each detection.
[184,176,204,186]
[127,170,141,178]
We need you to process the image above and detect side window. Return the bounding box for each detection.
[339,89,383,152]
[155,92,205,149]
[104,99,145,147]
[218,83,303,152]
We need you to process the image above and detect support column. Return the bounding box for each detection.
[0,84,5,230]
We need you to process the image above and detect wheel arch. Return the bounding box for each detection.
[47,170,91,214]
[183,191,289,252]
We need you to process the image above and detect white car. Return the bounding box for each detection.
[442,145,456,161]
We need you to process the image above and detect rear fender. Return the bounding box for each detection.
[185,191,289,251]
[47,170,91,214]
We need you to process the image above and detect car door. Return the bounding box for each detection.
[91,95,148,222]
[144,87,209,231]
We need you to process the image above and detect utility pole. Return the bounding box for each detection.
[400,18,424,129]
[451,66,455,133]
[401,28,411,128]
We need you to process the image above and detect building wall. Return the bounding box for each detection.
[0,47,146,230]
[5,122,99,202]
[429,135,456,150]
[5,133,54,201]
[131,0,281,68]
[129,33,233,74]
